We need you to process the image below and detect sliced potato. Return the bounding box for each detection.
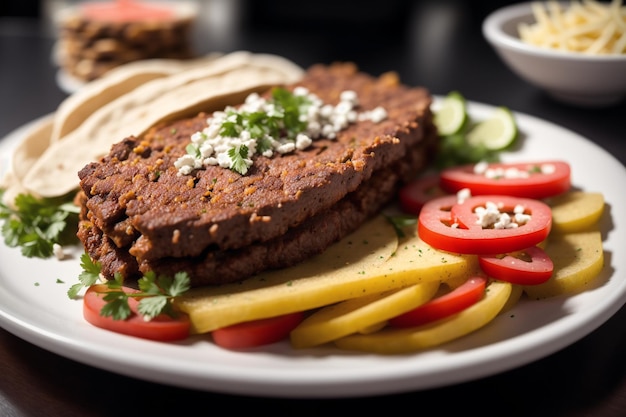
[290,281,440,349]
[548,191,605,233]
[176,216,476,334]
[501,284,523,313]
[333,280,512,354]
[176,215,398,333]
[524,230,604,299]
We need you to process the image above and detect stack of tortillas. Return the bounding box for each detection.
[1,51,304,205]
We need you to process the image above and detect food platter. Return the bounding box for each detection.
[0,98,624,398]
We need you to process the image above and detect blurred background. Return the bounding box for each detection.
[0,0,521,130]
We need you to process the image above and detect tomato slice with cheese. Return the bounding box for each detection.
[418,195,552,255]
[478,246,553,285]
[439,160,571,199]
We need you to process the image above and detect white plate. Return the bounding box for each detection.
[1,100,625,398]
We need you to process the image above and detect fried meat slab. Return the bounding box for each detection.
[77,63,438,286]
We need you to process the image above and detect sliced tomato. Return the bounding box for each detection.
[439,160,571,199]
[212,312,305,349]
[399,174,450,215]
[83,285,190,341]
[388,276,487,328]
[418,195,552,255]
[478,246,553,285]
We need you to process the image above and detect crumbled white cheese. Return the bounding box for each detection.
[176,88,388,176]
[357,106,388,123]
[541,163,556,174]
[473,161,489,175]
[474,200,530,229]
[456,187,471,204]
[53,243,65,260]
[473,162,556,180]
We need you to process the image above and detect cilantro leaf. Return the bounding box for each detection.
[228,144,250,175]
[68,255,191,322]
[137,296,169,320]
[137,271,191,320]
[169,272,192,297]
[101,293,132,320]
[0,189,79,258]
[68,253,102,299]
[272,87,309,138]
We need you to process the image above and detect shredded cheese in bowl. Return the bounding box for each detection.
[518,0,626,55]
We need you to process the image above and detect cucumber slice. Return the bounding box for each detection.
[466,106,518,151]
[434,91,467,136]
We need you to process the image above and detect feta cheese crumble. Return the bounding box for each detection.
[473,162,556,180]
[474,200,531,229]
[53,243,65,260]
[176,87,388,176]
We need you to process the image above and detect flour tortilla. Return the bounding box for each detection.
[20,51,304,198]
[0,115,53,206]
[51,54,223,143]
[9,115,54,182]
[13,54,223,194]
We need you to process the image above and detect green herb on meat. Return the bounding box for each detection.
[228,144,250,175]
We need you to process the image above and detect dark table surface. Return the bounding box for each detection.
[1,1,626,416]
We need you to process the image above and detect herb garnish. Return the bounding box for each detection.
[385,214,418,238]
[228,144,250,175]
[68,253,190,321]
[0,189,79,258]
[176,87,387,177]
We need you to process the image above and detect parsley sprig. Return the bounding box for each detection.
[68,253,190,321]
[203,87,312,175]
[220,87,310,142]
[228,144,250,175]
[0,189,79,258]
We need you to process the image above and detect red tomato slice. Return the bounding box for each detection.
[83,285,190,341]
[212,312,305,349]
[418,195,552,255]
[399,174,450,215]
[388,276,487,328]
[439,160,571,199]
[478,246,554,285]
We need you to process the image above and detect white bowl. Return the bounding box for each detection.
[482,2,626,107]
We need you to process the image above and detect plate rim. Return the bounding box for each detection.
[1,98,625,398]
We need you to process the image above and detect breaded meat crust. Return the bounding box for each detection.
[77,63,437,286]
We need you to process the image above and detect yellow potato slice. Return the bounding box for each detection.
[176,216,476,334]
[290,281,440,349]
[176,215,398,333]
[333,280,512,354]
[548,191,605,233]
[524,230,604,299]
[501,284,523,313]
